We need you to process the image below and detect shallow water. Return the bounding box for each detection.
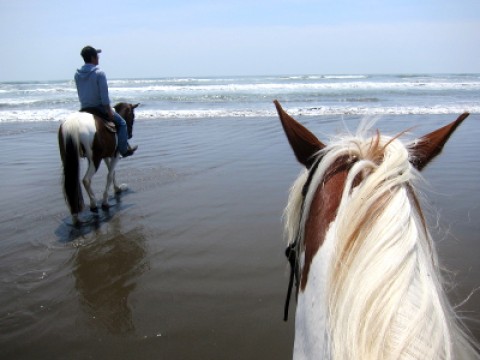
[0,114,479,359]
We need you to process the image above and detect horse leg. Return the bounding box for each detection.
[104,158,121,194]
[83,158,99,212]
[102,157,120,209]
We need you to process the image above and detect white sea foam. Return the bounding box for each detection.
[1,104,478,123]
[1,74,479,122]
[323,75,368,79]
[0,109,73,122]
[106,81,480,94]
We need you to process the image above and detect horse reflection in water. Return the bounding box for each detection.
[73,219,147,334]
[275,100,479,359]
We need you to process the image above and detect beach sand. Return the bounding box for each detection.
[0,114,479,359]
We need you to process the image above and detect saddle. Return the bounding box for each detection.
[80,108,117,133]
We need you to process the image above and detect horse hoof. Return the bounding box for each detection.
[115,184,128,194]
[90,206,98,213]
[102,203,111,211]
[72,216,81,227]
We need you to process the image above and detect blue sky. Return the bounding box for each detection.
[0,0,479,81]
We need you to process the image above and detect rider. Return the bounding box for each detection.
[75,45,137,157]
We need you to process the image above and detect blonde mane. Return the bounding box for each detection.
[284,129,478,359]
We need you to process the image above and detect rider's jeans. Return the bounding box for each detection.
[112,111,128,155]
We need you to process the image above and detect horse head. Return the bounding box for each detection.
[114,103,139,139]
[274,100,475,359]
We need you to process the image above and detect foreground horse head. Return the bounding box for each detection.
[275,100,478,359]
[58,103,139,225]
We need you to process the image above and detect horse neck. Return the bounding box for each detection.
[288,136,469,360]
[117,108,128,120]
[114,103,132,124]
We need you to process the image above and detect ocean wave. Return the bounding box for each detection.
[0,109,73,122]
[103,81,480,94]
[109,77,222,85]
[4,79,479,96]
[142,104,467,117]
[344,97,381,103]
[2,105,477,123]
[295,106,479,116]
[1,74,478,123]
[0,87,76,95]
[323,75,368,79]
[137,106,479,118]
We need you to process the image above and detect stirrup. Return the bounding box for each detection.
[122,144,138,157]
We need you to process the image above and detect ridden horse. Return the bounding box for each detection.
[58,103,139,224]
[275,100,478,359]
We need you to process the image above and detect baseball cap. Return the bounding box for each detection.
[80,46,102,59]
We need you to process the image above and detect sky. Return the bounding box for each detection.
[0,0,479,81]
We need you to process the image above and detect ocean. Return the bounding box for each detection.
[1,73,479,359]
[1,73,479,122]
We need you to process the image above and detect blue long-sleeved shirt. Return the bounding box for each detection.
[74,64,111,109]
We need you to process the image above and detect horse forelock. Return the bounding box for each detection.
[284,130,400,247]
[285,129,477,359]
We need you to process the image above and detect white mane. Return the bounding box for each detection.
[284,129,478,359]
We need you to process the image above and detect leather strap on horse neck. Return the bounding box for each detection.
[283,157,321,322]
[284,237,300,321]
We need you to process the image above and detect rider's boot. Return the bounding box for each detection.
[122,143,138,158]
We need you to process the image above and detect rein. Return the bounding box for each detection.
[284,237,300,321]
[283,158,321,321]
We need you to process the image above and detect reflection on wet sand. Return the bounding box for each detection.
[55,191,137,241]
[73,219,148,334]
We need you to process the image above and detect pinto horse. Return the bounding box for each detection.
[275,101,478,360]
[58,103,139,224]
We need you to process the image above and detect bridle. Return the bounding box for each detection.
[283,158,321,321]
[284,233,300,321]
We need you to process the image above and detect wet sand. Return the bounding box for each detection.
[0,114,479,359]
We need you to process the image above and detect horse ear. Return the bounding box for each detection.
[274,100,325,168]
[132,103,140,109]
[410,112,469,171]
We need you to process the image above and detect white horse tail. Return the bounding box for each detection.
[58,118,85,216]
